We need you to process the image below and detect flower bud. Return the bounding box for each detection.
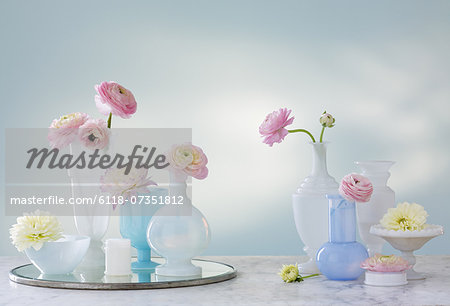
[320,112,335,128]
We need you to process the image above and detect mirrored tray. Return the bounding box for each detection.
[9,258,237,290]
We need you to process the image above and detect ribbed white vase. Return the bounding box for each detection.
[355,161,395,256]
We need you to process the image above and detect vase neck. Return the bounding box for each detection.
[311,142,330,177]
[355,161,395,187]
[327,195,356,243]
[365,174,389,187]
[297,143,338,194]
[169,170,191,206]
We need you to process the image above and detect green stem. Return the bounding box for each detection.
[287,129,316,143]
[107,112,112,129]
[302,273,319,279]
[319,126,325,142]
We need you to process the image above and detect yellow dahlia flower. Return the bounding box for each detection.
[279,264,299,283]
[10,210,63,252]
[380,202,428,231]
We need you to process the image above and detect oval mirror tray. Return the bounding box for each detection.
[9,258,237,290]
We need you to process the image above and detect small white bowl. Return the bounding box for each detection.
[364,270,407,286]
[25,235,90,274]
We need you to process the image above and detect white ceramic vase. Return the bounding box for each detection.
[292,142,339,274]
[355,161,395,256]
[147,171,210,276]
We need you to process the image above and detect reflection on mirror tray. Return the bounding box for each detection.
[9,258,237,290]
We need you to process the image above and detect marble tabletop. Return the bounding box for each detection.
[1,255,450,305]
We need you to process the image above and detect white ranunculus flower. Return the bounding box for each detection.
[10,210,63,252]
[100,167,156,201]
[168,145,194,169]
[166,143,209,179]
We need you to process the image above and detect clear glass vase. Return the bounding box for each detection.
[69,141,110,273]
[316,195,368,280]
[292,142,339,273]
[146,171,210,276]
[355,161,395,256]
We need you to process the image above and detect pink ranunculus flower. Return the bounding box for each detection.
[48,112,89,149]
[339,173,373,203]
[78,119,110,149]
[100,167,157,209]
[361,254,411,272]
[259,108,294,147]
[167,143,208,179]
[95,81,137,119]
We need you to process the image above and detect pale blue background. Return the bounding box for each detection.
[1,0,449,256]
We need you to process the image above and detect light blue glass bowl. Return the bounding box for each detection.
[25,235,90,275]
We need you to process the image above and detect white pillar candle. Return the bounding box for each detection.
[103,274,132,283]
[105,238,131,276]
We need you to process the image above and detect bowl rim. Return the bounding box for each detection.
[355,160,395,165]
[364,270,407,275]
[45,234,90,244]
[370,224,444,238]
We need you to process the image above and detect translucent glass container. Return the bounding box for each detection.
[146,172,210,276]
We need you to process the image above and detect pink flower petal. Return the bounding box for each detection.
[259,108,294,146]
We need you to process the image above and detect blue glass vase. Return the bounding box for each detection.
[316,194,368,280]
[120,187,168,270]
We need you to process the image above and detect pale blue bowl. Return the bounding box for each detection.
[25,235,90,274]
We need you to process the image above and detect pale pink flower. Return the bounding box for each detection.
[100,167,157,209]
[78,119,110,149]
[48,112,89,149]
[95,81,137,118]
[167,143,208,179]
[259,108,294,146]
[339,173,373,203]
[361,254,411,272]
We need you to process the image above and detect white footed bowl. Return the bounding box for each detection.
[370,224,444,251]
[25,235,91,275]
[370,224,444,280]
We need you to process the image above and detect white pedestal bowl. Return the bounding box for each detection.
[370,224,444,280]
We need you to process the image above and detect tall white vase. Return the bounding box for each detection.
[355,161,395,256]
[292,142,338,274]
